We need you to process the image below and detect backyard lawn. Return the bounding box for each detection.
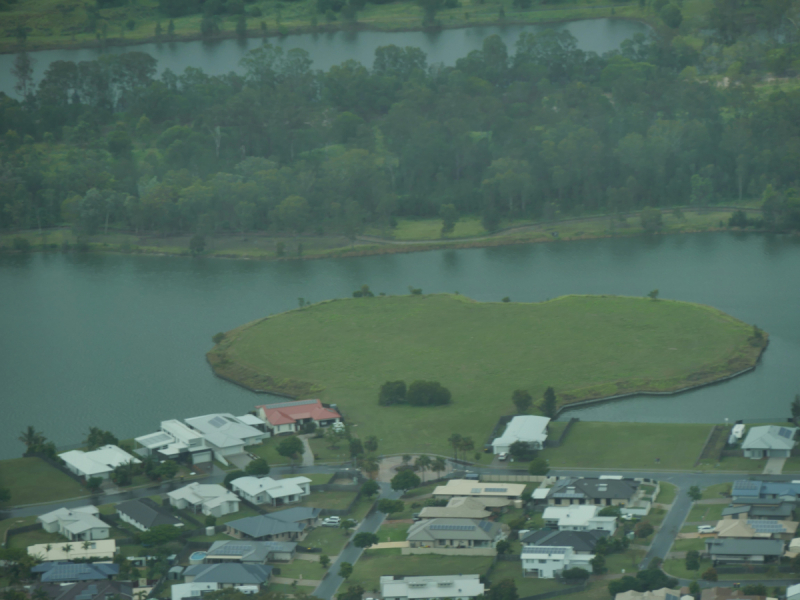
[348,548,493,592]
[0,515,38,542]
[488,560,567,597]
[604,549,647,574]
[212,294,762,458]
[701,483,732,500]
[671,537,707,553]
[687,503,725,522]
[271,559,328,581]
[377,521,410,543]
[656,482,678,504]
[307,437,351,464]
[302,526,349,556]
[0,457,87,507]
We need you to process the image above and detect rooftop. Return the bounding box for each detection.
[492,415,550,447]
[432,479,526,499]
[742,426,798,451]
[59,446,140,477]
[168,483,240,509]
[257,399,341,426]
[232,476,311,499]
[185,414,264,449]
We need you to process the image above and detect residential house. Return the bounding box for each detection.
[705,538,785,564]
[541,505,617,534]
[742,426,797,459]
[116,498,184,532]
[184,414,266,463]
[722,503,796,521]
[432,480,525,502]
[135,420,213,465]
[206,540,297,563]
[256,399,342,435]
[38,506,110,541]
[31,580,132,600]
[168,483,241,518]
[787,582,800,600]
[418,497,494,521]
[32,562,119,584]
[519,529,607,554]
[731,480,800,504]
[545,477,640,507]
[614,589,682,600]
[182,563,272,587]
[171,582,220,600]
[380,574,484,600]
[59,445,140,480]
[520,545,594,579]
[28,540,116,562]
[492,416,550,455]
[714,519,798,541]
[231,476,311,506]
[405,518,508,555]
[702,587,777,600]
[225,510,316,542]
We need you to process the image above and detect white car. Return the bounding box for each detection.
[497,452,509,461]
[322,516,341,527]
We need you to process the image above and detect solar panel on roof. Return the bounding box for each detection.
[429,524,475,531]
[779,427,793,438]
[470,488,482,493]
[484,487,508,492]
[209,416,227,428]
[215,544,251,555]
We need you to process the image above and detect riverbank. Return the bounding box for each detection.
[207,293,767,457]
[0,206,763,262]
[0,0,663,55]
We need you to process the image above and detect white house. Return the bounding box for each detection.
[38,506,110,541]
[231,476,311,506]
[59,445,140,480]
[168,483,241,518]
[492,416,550,455]
[184,414,266,463]
[742,426,798,459]
[380,575,484,600]
[786,582,800,600]
[135,420,213,464]
[521,545,594,578]
[542,506,617,534]
[171,582,219,600]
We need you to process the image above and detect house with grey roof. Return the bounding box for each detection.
[418,497,493,521]
[705,538,785,564]
[546,477,640,507]
[32,562,119,584]
[405,518,507,555]
[521,545,594,579]
[168,483,241,518]
[225,513,308,542]
[116,498,183,532]
[742,426,798,459]
[183,563,272,587]
[519,528,607,554]
[184,414,266,464]
[207,540,296,563]
[31,580,132,600]
[722,502,795,521]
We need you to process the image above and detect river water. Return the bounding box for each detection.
[0,18,649,96]
[2,233,800,461]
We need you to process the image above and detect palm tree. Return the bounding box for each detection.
[459,437,475,461]
[19,426,43,451]
[447,433,462,462]
[431,456,447,480]
[415,455,432,482]
[62,544,72,558]
[361,455,380,479]
[82,541,92,554]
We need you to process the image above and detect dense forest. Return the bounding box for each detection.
[2,4,800,241]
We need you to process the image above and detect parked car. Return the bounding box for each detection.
[412,513,421,521]
[698,525,715,533]
[322,516,341,527]
[497,452,509,461]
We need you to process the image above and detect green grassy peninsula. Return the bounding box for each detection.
[208,294,766,455]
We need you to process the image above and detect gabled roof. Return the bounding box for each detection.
[520,528,606,553]
[257,399,341,427]
[419,497,491,520]
[38,506,107,535]
[548,477,639,500]
[116,498,183,529]
[380,574,484,599]
[34,562,119,583]
[59,446,140,477]
[232,476,311,499]
[742,426,798,451]
[705,538,785,556]
[183,563,272,584]
[32,580,132,600]
[168,483,240,509]
[406,518,503,542]
[225,515,305,538]
[207,540,296,563]
[185,414,263,449]
[492,416,550,447]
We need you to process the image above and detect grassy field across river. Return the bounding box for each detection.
[209,293,765,457]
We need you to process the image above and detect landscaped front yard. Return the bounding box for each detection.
[302,526,350,557]
[377,521,410,543]
[686,503,725,522]
[0,457,88,507]
[656,482,678,504]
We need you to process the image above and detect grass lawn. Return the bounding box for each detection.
[7,527,64,549]
[349,496,376,521]
[551,580,614,600]
[271,559,328,580]
[378,521,410,543]
[214,294,761,457]
[600,549,646,574]
[539,422,712,470]
[389,217,487,241]
[307,436,351,464]
[302,527,350,556]
[656,482,678,504]
[489,560,566,597]
[671,537,707,553]
[290,490,358,511]
[662,558,709,580]
[402,483,439,499]
[218,506,263,525]
[701,483,732,500]
[349,548,493,592]
[0,515,38,542]
[0,457,88,507]
[245,439,293,465]
[714,456,768,472]
[687,503,725,522]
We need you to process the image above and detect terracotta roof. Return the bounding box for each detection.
[257,400,340,426]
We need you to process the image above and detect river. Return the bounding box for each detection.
[1,232,800,461]
[0,18,649,96]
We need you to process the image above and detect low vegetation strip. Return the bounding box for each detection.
[209,294,765,456]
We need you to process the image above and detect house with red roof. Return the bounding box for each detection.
[256,399,341,434]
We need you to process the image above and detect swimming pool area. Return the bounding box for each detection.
[189,551,207,564]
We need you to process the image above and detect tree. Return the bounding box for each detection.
[440,203,458,235]
[377,499,405,515]
[458,437,475,459]
[448,433,463,462]
[487,579,517,600]
[391,470,421,492]
[648,289,659,300]
[495,540,511,554]
[431,456,447,479]
[415,454,432,481]
[791,394,800,424]
[277,436,305,461]
[205,515,217,527]
[19,426,44,453]
[167,19,175,37]
[0,488,11,503]
[319,555,330,568]
[512,389,532,414]
[598,505,621,517]
[542,387,557,418]
[190,234,206,255]
[338,562,353,579]
[701,567,717,581]
[353,532,379,548]
[156,460,179,481]
[245,458,270,476]
[361,479,380,497]
[86,477,103,493]
[364,436,379,453]
[590,554,607,575]
[339,519,356,535]
[379,381,407,405]
[561,567,590,583]
[509,441,537,462]
[741,585,767,596]
[660,3,683,28]
[12,47,35,99]
[235,14,247,39]
[62,544,73,558]
[635,522,654,538]
[349,438,364,458]
[688,485,702,501]
[528,457,549,475]
[685,550,700,571]
[640,207,663,232]
[338,585,365,600]
[223,470,246,490]
[689,581,701,597]
[85,427,118,450]
[407,381,451,406]
[140,524,183,546]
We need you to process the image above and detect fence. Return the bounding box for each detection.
[519,583,588,600]
[481,474,547,483]
[543,418,579,449]
[3,522,42,546]
[713,564,794,575]
[25,450,87,487]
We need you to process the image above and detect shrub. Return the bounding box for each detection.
[701,567,717,581]
[379,380,406,405]
[407,380,451,406]
[212,332,226,344]
[635,521,654,538]
[561,567,590,583]
[205,515,217,526]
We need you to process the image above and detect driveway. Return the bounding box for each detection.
[764,457,786,474]
[226,453,253,470]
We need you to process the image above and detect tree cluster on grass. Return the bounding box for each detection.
[84,426,119,450]
[447,433,475,462]
[378,380,407,405]
[353,532,379,548]
[512,389,532,413]
[561,567,590,583]
[608,569,678,596]
[685,550,700,571]
[352,284,374,297]
[277,436,305,461]
[687,485,702,501]
[337,585,364,600]
[378,380,452,406]
[487,579,518,600]
[528,457,548,475]
[594,534,629,555]
[509,441,538,461]
[391,470,421,492]
[361,479,380,497]
[701,567,718,581]
[634,521,654,539]
[18,426,57,460]
[377,498,405,515]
